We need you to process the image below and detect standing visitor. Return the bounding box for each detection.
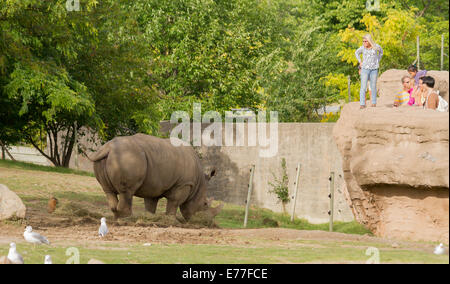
[355,34,383,109]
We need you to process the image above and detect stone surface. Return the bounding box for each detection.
[333,95,449,243]
[0,184,26,220]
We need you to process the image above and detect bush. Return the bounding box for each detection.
[268,158,290,212]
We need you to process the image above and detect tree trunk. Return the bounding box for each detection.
[27,124,78,168]
[62,125,77,168]
[0,141,16,161]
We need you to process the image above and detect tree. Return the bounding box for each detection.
[133,0,290,117]
[5,62,97,167]
[256,22,342,121]
[0,0,162,167]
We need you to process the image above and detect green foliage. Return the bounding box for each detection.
[257,26,342,121]
[268,158,290,207]
[133,0,289,118]
[326,3,449,102]
[0,0,162,166]
[0,0,448,157]
[320,112,341,123]
[321,0,368,31]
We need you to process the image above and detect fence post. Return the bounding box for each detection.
[328,172,335,232]
[417,36,420,70]
[347,75,351,103]
[290,163,301,222]
[243,164,255,228]
[74,121,79,170]
[441,34,444,71]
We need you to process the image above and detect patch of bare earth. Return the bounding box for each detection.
[0,222,438,254]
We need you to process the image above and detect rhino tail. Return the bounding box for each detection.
[88,143,111,162]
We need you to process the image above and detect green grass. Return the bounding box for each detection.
[0,159,94,177]
[215,203,372,235]
[0,240,447,264]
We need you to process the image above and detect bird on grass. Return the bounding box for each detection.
[98,217,108,237]
[47,197,58,214]
[434,243,445,255]
[44,255,52,264]
[24,226,50,246]
[7,243,24,264]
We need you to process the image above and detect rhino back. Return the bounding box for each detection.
[131,134,203,198]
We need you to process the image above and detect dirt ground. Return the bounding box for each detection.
[0,222,440,256]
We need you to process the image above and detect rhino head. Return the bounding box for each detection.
[180,169,223,221]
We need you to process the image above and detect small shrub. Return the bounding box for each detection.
[268,158,290,213]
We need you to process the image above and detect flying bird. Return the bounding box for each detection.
[7,243,24,264]
[44,255,52,264]
[98,217,108,237]
[434,243,445,255]
[24,226,50,245]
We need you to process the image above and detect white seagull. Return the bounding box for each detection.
[7,242,24,264]
[98,217,108,237]
[44,255,52,264]
[24,226,50,245]
[434,243,445,255]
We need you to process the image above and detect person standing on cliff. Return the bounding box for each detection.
[355,34,383,109]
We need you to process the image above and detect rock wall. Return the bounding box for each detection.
[333,70,449,243]
[378,69,449,103]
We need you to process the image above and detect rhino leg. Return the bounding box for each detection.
[164,185,192,216]
[165,200,178,216]
[105,192,119,219]
[144,197,159,214]
[116,192,133,218]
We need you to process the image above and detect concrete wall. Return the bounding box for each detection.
[56,123,355,224]
[194,123,354,224]
[4,146,51,166]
